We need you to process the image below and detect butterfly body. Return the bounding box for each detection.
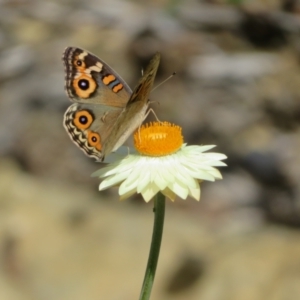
[62,47,160,161]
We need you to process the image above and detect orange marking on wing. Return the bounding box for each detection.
[73,55,86,72]
[73,74,97,99]
[113,83,123,93]
[73,110,94,130]
[87,131,102,151]
[102,74,116,85]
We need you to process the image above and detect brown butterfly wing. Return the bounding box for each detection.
[102,53,161,157]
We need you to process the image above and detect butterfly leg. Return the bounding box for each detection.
[143,108,161,122]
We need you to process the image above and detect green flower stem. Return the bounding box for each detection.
[139,192,165,300]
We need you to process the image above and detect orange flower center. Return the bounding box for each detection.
[134,122,183,156]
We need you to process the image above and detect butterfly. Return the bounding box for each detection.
[62,47,160,161]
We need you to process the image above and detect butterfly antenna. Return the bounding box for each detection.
[152,72,176,92]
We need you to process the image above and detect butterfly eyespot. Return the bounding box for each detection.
[73,57,86,70]
[79,115,88,124]
[78,79,89,90]
[73,75,97,98]
[73,110,94,130]
[87,131,102,151]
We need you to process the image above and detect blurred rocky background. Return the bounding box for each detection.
[1,0,300,299]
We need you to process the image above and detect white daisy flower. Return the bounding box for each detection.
[92,122,227,202]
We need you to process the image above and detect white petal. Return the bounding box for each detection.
[101,157,137,177]
[99,170,131,190]
[137,168,151,193]
[149,158,166,182]
[184,145,216,154]
[140,182,160,202]
[148,162,157,183]
[206,168,223,179]
[188,186,200,201]
[92,164,118,177]
[168,180,189,200]
[196,171,218,181]
[158,160,175,183]
[120,164,141,188]
[119,179,137,195]
[181,164,216,181]
[153,169,168,190]
[173,164,199,188]
[161,188,176,201]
